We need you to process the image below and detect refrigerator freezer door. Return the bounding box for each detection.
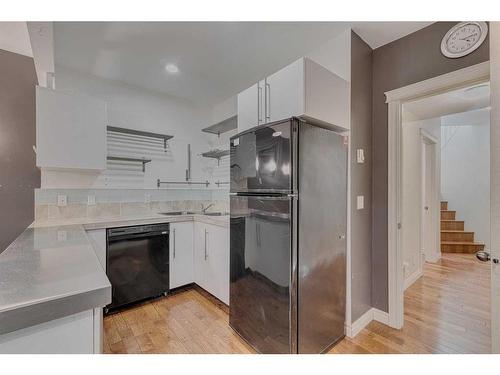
[229,194,293,354]
[230,120,293,193]
[297,123,347,353]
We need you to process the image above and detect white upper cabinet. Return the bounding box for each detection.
[237,83,259,133]
[36,86,107,171]
[237,57,350,133]
[265,59,304,123]
[169,222,194,289]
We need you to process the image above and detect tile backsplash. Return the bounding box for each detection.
[35,188,229,222]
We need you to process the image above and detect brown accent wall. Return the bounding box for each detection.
[350,31,373,321]
[0,49,39,252]
[371,22,490,311]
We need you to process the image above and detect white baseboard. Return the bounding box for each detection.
[372,308,389,325]
[426,251,441,263]
[345,308,373,338]
[345,307,390,338]
[404,269,423,290]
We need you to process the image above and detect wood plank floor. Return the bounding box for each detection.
[103,253,490,354]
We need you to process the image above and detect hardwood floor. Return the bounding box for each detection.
[331,253,491,354]
[103,253,490,354]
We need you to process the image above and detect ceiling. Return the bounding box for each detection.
[0,22,32,57]
[403,83,491,121]
[441,107,490,127]
[54,21,433,105]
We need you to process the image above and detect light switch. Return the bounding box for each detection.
[356,149,365,164]
[357,195,364,210]
[57,195,67,207]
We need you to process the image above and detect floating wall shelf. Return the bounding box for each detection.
[201,115,237,137]
[107,126,173,151]
[107,155,152,172]
[201,149,230,166]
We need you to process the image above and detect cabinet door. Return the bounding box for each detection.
[303,58,350,130]
[205,225,230,304]
[237,82,262,133]
[265,58,304,123]
[193,222,208,290]
[169,222,194,289]
[36,86,107,170]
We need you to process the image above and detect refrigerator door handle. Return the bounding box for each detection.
[265,82,271,121]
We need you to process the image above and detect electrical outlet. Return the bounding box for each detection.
[144,193,151,204]
[57,195,67,207]
[87,195,96,206]
[403,261,409,277]
[57,230,67,242]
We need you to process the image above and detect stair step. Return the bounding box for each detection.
[441,241,484,254]
[441,230,474,242]
[441,220,464,230]
[441,210,456,220]
[440,201,448,210]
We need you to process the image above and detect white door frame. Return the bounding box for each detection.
[420,129,440,264]
[385,61,490,329]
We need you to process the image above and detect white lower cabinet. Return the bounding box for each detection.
[169,222,194,289]
[194,222,230,305]
[0,310,98,354]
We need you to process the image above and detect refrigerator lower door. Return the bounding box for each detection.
[229,194,294,354]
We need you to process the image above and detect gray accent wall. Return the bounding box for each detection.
[350,32,374,321]
[0,49,39,252]
[371,22,490,311]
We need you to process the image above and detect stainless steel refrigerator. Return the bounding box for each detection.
[229,117,347,354]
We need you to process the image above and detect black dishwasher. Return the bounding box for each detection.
[106,223,169,313]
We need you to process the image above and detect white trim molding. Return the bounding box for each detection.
[345,308,390,338]
[385,61,490,330]
[385,61,490,103]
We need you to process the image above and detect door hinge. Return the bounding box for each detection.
[398,222,402,230]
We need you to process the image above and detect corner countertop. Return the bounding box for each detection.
[0,212,229,336]
[0,225,111,335]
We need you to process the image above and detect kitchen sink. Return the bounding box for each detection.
[159,211,184,216]
[159,211,228,216]
[203,212,228,216]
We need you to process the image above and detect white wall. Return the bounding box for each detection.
[441,109,490,249]
[42,66,233,190]
[402,117,441,284]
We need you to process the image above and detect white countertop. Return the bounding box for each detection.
[0,212,228,335]
[30,212,229,230]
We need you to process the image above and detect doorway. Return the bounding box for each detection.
[386,61,491,331]
[421,130,439,264]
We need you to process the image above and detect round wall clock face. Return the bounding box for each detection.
[441,22,488,58]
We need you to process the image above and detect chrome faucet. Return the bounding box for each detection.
[201,203,214,214]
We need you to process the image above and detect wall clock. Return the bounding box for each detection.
[441,22,488,58]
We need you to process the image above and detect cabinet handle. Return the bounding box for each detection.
[204,229,208,260]
[265,82,271,121]
[258,86,263,123]
[173,228,176,259]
